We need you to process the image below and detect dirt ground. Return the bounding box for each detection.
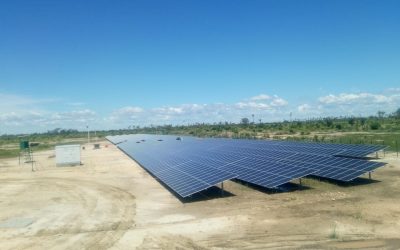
[0,141,400,249]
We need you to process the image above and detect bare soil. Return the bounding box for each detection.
[0,141,399,249]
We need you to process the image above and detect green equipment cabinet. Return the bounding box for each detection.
[20,140,30,150]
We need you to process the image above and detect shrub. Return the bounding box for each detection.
[370,122,380,130]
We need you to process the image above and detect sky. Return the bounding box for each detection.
[0,0,399,134]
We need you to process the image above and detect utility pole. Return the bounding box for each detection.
[87,125,90,144]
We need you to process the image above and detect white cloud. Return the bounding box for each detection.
[250,94,270,101]
[0,93,56,113]
[152,104,207,115]
[0,111,46,125]
[153,106,184,115]
[0,92,100,133]
[297,104,311,113]
[114,106,144,115]
[2,90,400,134]
[318,92,398,105]
[106,106,144,123]
[67,102,85,107]
[51,109,97,123]
[0,108,98,133]
[270,96,288,107]
[0,92,293,133]
[237,94,288,110]
[387,87,400,92]
[303,91,400,118]
[235,102,271,110]
[106,94,290,128]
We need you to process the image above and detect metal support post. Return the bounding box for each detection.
[383,141,385,157]
[31,149,34,172]
[87,125,90,144]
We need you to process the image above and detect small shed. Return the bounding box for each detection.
[55,145,81,166]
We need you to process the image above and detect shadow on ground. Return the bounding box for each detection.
[306,175,381,187]
[231,179,312,195]
[180,186,235,203]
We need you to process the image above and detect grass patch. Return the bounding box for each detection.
[353,211,363,220]
[329,224,339,239]
[0,149,19,159]
[0,137,88,159]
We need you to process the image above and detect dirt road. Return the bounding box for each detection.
[0,142,399,249]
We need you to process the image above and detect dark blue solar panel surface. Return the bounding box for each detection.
[107,134,386,197]
[114,135,237,197]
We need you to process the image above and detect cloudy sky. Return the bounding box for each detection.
[1,1,399,134]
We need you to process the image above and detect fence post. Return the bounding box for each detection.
[383,140,385,157]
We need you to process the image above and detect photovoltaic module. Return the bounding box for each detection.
[107,134,386,198]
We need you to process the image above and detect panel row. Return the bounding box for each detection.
[107,134,386,197]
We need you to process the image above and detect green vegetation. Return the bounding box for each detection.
[1,109,400,159]
[328,223,339,239]
[0,130,89,159]
[114,109,400,150]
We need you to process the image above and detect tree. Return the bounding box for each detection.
[377,111,385,118]
[325,118,333,128]
[394,108,400,119]
[360,118,366,126]
[348,117,355,126]
[241,118,249,125]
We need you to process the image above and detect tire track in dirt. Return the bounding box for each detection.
[200,232,376,249]
[0,177,136,249]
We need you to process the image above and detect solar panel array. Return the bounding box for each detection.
[107,134,386,198]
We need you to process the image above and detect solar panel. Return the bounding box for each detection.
[220,158,316,188]
[115,138,237,197]
[220,139,386,158]
[277,154,386,181]
[191,139,385,182]
[106,134,387,197]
